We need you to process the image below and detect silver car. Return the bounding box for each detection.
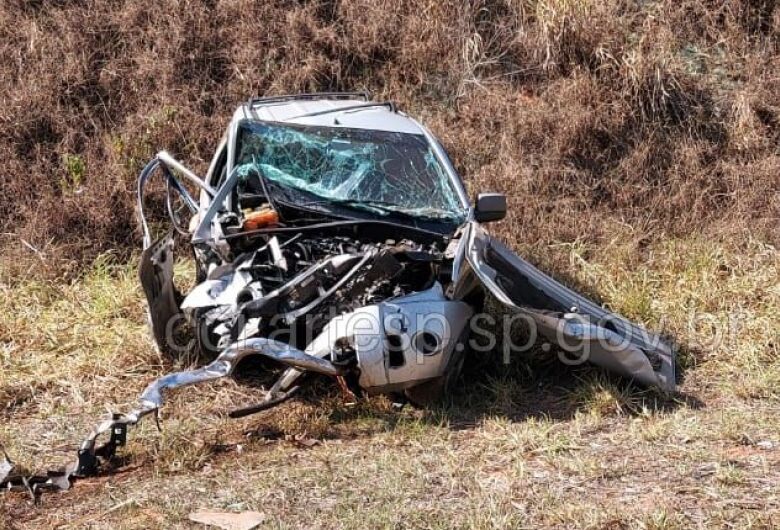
[1,92,675,496]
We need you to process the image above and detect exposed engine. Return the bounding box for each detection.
[185,236,441,346]
[179,233,471,400]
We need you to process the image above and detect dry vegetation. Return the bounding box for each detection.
[0,0,777,268]
[0,0,778,528]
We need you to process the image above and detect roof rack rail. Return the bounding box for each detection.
[288,101,397,120]
[246,91,371,107]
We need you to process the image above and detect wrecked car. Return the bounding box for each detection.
[1,92,675,497]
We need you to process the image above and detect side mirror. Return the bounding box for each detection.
[474,193,507,223]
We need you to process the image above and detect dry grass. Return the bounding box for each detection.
[0,0,779,527]
[0,0,777,274]
[1,233,778,528]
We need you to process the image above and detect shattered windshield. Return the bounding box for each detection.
[235,121,466,222]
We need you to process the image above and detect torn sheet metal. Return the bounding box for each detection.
[459,222,675,390]
[2,93,676,502]
[138,231,182,353]
[0,449,13,485]
[0,338,342,498]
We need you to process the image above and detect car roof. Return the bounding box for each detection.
[234,98,425,134]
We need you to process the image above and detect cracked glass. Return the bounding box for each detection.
[236,121,465,222]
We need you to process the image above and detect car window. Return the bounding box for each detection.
[208,141,228,187]
[235,121,466,222]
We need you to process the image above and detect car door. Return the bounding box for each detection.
[455,222,675,391]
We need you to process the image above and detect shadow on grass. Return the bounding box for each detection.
[433,349,703,428]
[232,343,704,441]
